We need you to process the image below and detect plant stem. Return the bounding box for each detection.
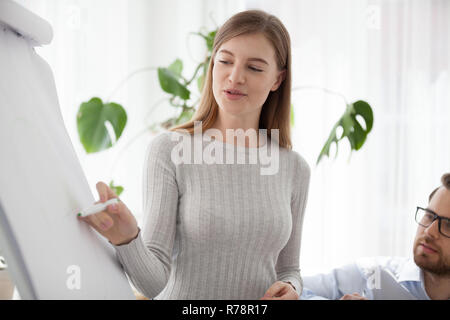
[106,66,157,102]
[292,85,349,106]
[108,124,155,179]
[144,96,170,123]
[208,11,219,28]
[108,96,169,178]
[186,62,204,86]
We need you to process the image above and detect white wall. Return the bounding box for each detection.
[16,0,246,225]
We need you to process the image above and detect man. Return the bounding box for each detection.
[301,173,450,300]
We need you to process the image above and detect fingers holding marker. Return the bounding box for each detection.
[107,199,121,213]
[77,210,111,230]
[77,181,123,231]
[95,181,121,215]
[77,198,120,217]
[93,212,114,231]
[77,195,121,232]
[96,181,117,202]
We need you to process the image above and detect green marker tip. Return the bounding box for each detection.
[77,213,81,217]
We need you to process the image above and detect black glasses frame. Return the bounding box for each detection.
[415,206,450,238]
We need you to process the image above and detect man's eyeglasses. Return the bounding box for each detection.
[415,207,450,238]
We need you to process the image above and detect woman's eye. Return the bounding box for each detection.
[249,66,263,72]
[218,60,262,72]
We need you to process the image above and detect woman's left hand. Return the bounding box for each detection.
[260,281,298,300]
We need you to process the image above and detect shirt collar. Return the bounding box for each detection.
[397,258,422,283]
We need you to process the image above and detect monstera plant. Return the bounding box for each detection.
[316,99,373,164]
[76,27,373,195]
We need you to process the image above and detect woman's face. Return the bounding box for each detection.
[212,33,286,119]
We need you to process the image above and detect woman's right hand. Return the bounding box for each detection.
[78,181,140,246]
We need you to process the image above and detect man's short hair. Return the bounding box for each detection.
[428,173,450,202]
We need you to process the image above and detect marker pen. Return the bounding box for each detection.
[77,198,120,217]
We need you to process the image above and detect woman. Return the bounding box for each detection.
[79,9,310,300]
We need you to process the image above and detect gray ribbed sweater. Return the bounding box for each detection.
[113,130,310,300]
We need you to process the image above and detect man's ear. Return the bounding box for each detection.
[271,69,286,91]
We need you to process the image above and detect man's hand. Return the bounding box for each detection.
[260,281,298,300]
[340,292,368,300]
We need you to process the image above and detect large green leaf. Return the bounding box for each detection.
[353,100,373,132]
[205,30,216,51]
[316,100,373,164]
[168,58,183,76]
[109,180,123,197]
[158,67,190,100]
[197,74,205,92]
[193,29,217,52]
[77,97,127,153]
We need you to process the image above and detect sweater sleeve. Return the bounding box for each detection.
[275,152,311,297]
[112,132,179,299]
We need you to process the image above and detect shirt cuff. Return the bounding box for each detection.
[280,277,302,298]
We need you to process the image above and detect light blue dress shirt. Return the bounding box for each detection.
[300,256,432,300]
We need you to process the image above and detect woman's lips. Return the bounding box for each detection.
[224,90,247,100]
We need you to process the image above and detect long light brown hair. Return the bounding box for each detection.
[169,9,293,150]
